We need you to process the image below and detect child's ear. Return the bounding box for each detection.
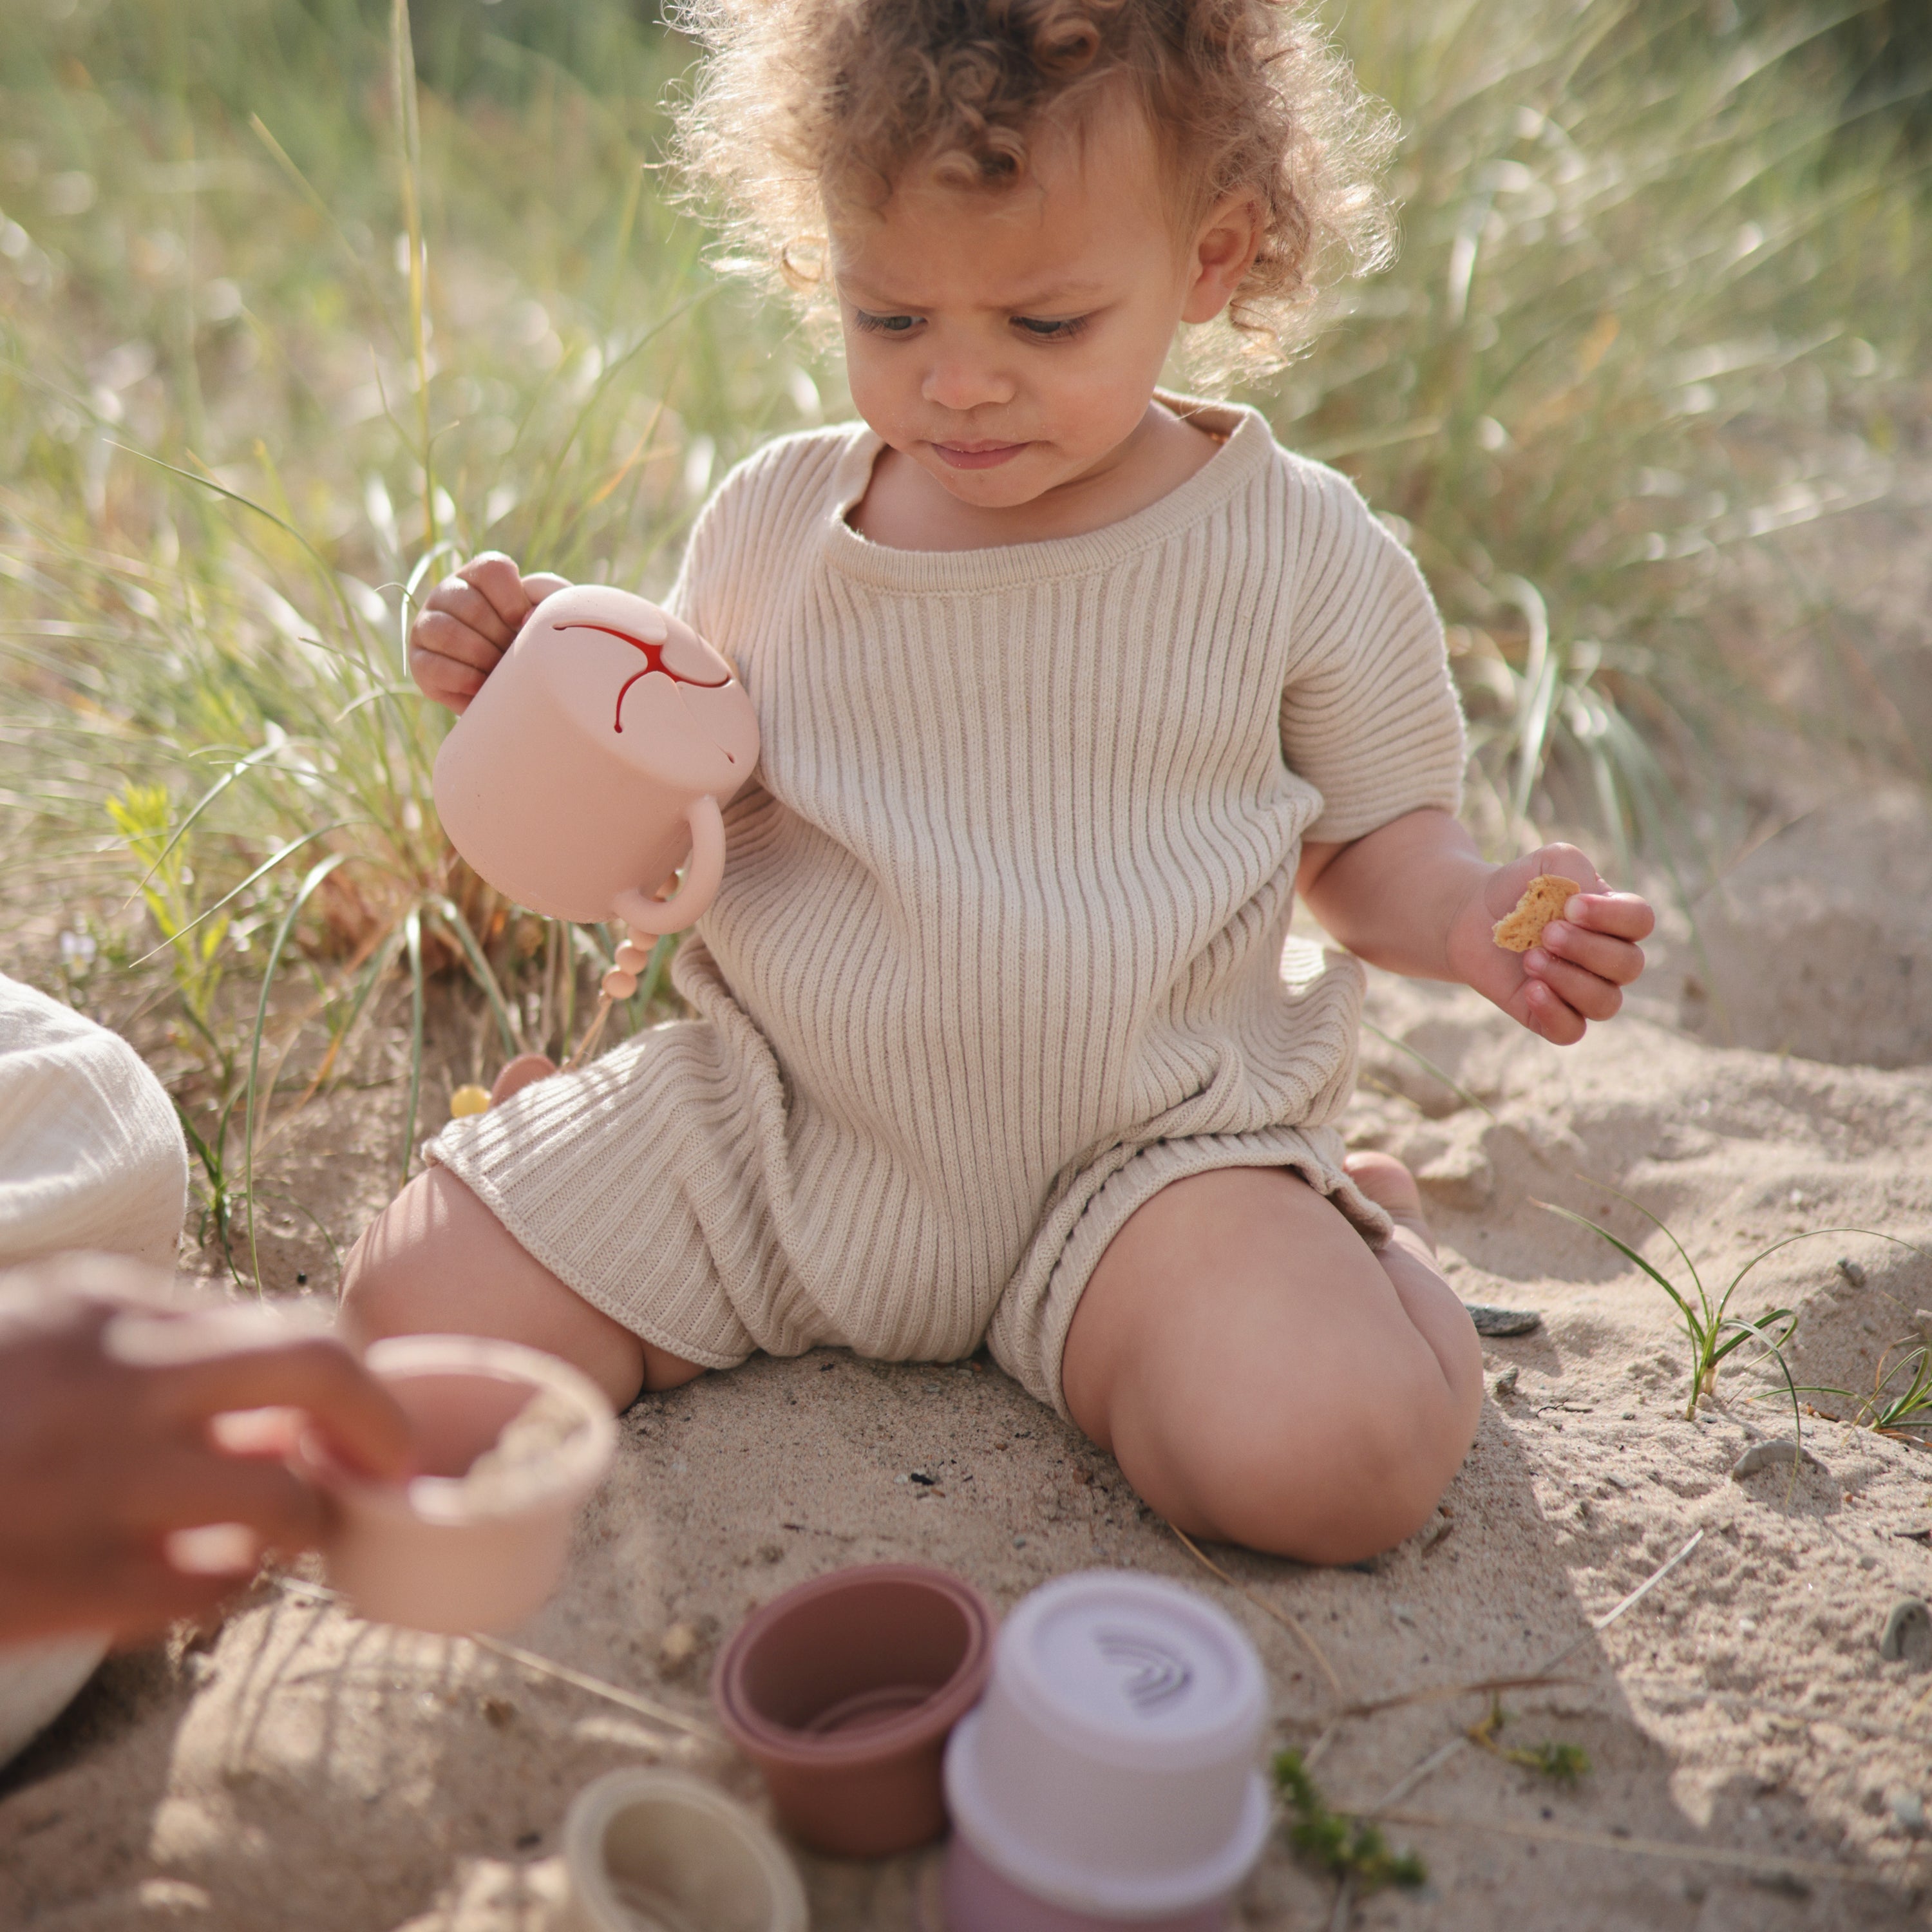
[1181,192,1265,326]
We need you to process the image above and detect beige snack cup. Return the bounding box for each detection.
[315,1334,615,1635]
[431,583,759,944]
[562,1768,808,1932]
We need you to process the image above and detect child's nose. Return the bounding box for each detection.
[921,355,1016,413]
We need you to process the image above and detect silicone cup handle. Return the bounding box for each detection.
[612,793,726,937]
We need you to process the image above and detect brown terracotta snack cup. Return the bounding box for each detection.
[712,1562,996,1859]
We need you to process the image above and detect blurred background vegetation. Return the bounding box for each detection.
[0,0,1925,1282]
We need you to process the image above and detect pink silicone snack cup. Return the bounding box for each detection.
[315,1334,616,1636]
[431,583,759,938]
[712,1564,996,1859]
[942,1571,1271,1929]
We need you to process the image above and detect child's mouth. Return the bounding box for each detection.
[931,440,1029,471]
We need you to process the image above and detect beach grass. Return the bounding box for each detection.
[0,0,1924,1280]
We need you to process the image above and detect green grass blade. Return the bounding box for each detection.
[1723,1227,1929,1300]
[126,822,361,967]
[1538,1200,1700,1329]
[1359,1018,1497,1119]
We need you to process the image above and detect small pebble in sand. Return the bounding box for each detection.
[1891,1790,1927,1837]
[1493,1366,1519,1399]
[1730,1439,1822,1481]
[1837,1256,1866,1287]
[1879,1598,1932,1665]
[658,1622,701,1675]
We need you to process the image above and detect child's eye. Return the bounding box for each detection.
[1013,315,1088,341]
[853,309,921,335]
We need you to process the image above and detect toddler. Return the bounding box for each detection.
[343,0,1653,1563]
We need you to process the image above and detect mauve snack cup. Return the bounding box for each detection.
[713,1563,996,1859]
[315,1334,616,1636]
[561,1768,808,1932]
[942,1570,1271,1929]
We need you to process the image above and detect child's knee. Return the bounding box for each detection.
[1126,1363,1471,1565]
[336,1186,435,1346]
[336,1167,654,1411]
[337,1166,509,1343]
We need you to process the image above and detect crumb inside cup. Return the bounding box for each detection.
[454,1385,587,1506]
[1492,874,1580,952]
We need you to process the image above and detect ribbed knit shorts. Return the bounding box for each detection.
[424,1018,1390,1419]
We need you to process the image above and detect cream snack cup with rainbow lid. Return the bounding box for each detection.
[431,584,759,986]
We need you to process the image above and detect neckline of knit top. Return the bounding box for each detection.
[820,393,1269,596]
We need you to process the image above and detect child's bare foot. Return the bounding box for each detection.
[1343,1149,1436,1255]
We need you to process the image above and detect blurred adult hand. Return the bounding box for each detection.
[0,1256,412,1646]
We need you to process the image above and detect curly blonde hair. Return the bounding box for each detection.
[668,0,1397,381]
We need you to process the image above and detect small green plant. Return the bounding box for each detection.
[1546,1191,1926,1432]
[1273,1750,1428,1893]
[1542,1189,1813,1426]
[1468,1698,1591,1785]
[174,1095,243,1279]
[1801,1337,1932,1440]
[108,782,232,1083]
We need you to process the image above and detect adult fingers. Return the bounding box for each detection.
[0,1557,229,1649]
[1536,919,1646,987]
[138,1335,413,1481]
[456,553,536,633]
[112,1444,327,1551]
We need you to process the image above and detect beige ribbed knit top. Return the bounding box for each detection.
[433,397,1465,1403]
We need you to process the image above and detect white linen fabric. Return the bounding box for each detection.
[0,972,188,1271]
[0,970,191,1763]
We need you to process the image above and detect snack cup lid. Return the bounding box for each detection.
[945,1571,1271,1917]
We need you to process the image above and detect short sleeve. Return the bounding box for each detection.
[1278,460,1466,845]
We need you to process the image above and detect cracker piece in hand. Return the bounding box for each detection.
[1492,874,1580,952]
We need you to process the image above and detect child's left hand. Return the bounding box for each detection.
[1448,844,1654,1046]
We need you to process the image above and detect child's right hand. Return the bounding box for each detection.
[409,553,571,713]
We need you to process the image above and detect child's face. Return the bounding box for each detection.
[829,100,1253,512]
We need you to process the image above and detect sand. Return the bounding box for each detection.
[3,780,1930,1930]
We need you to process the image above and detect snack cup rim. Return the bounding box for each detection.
[321,1333,616,1526]
[989,1569,1268,1773]
[562,1766,808,1932]
[945,1710,1274,1918]
[712,1562,996,1768]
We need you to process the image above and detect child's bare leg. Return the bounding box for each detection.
[1060,1154,1482,1564]
[337,1167,703,1410]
